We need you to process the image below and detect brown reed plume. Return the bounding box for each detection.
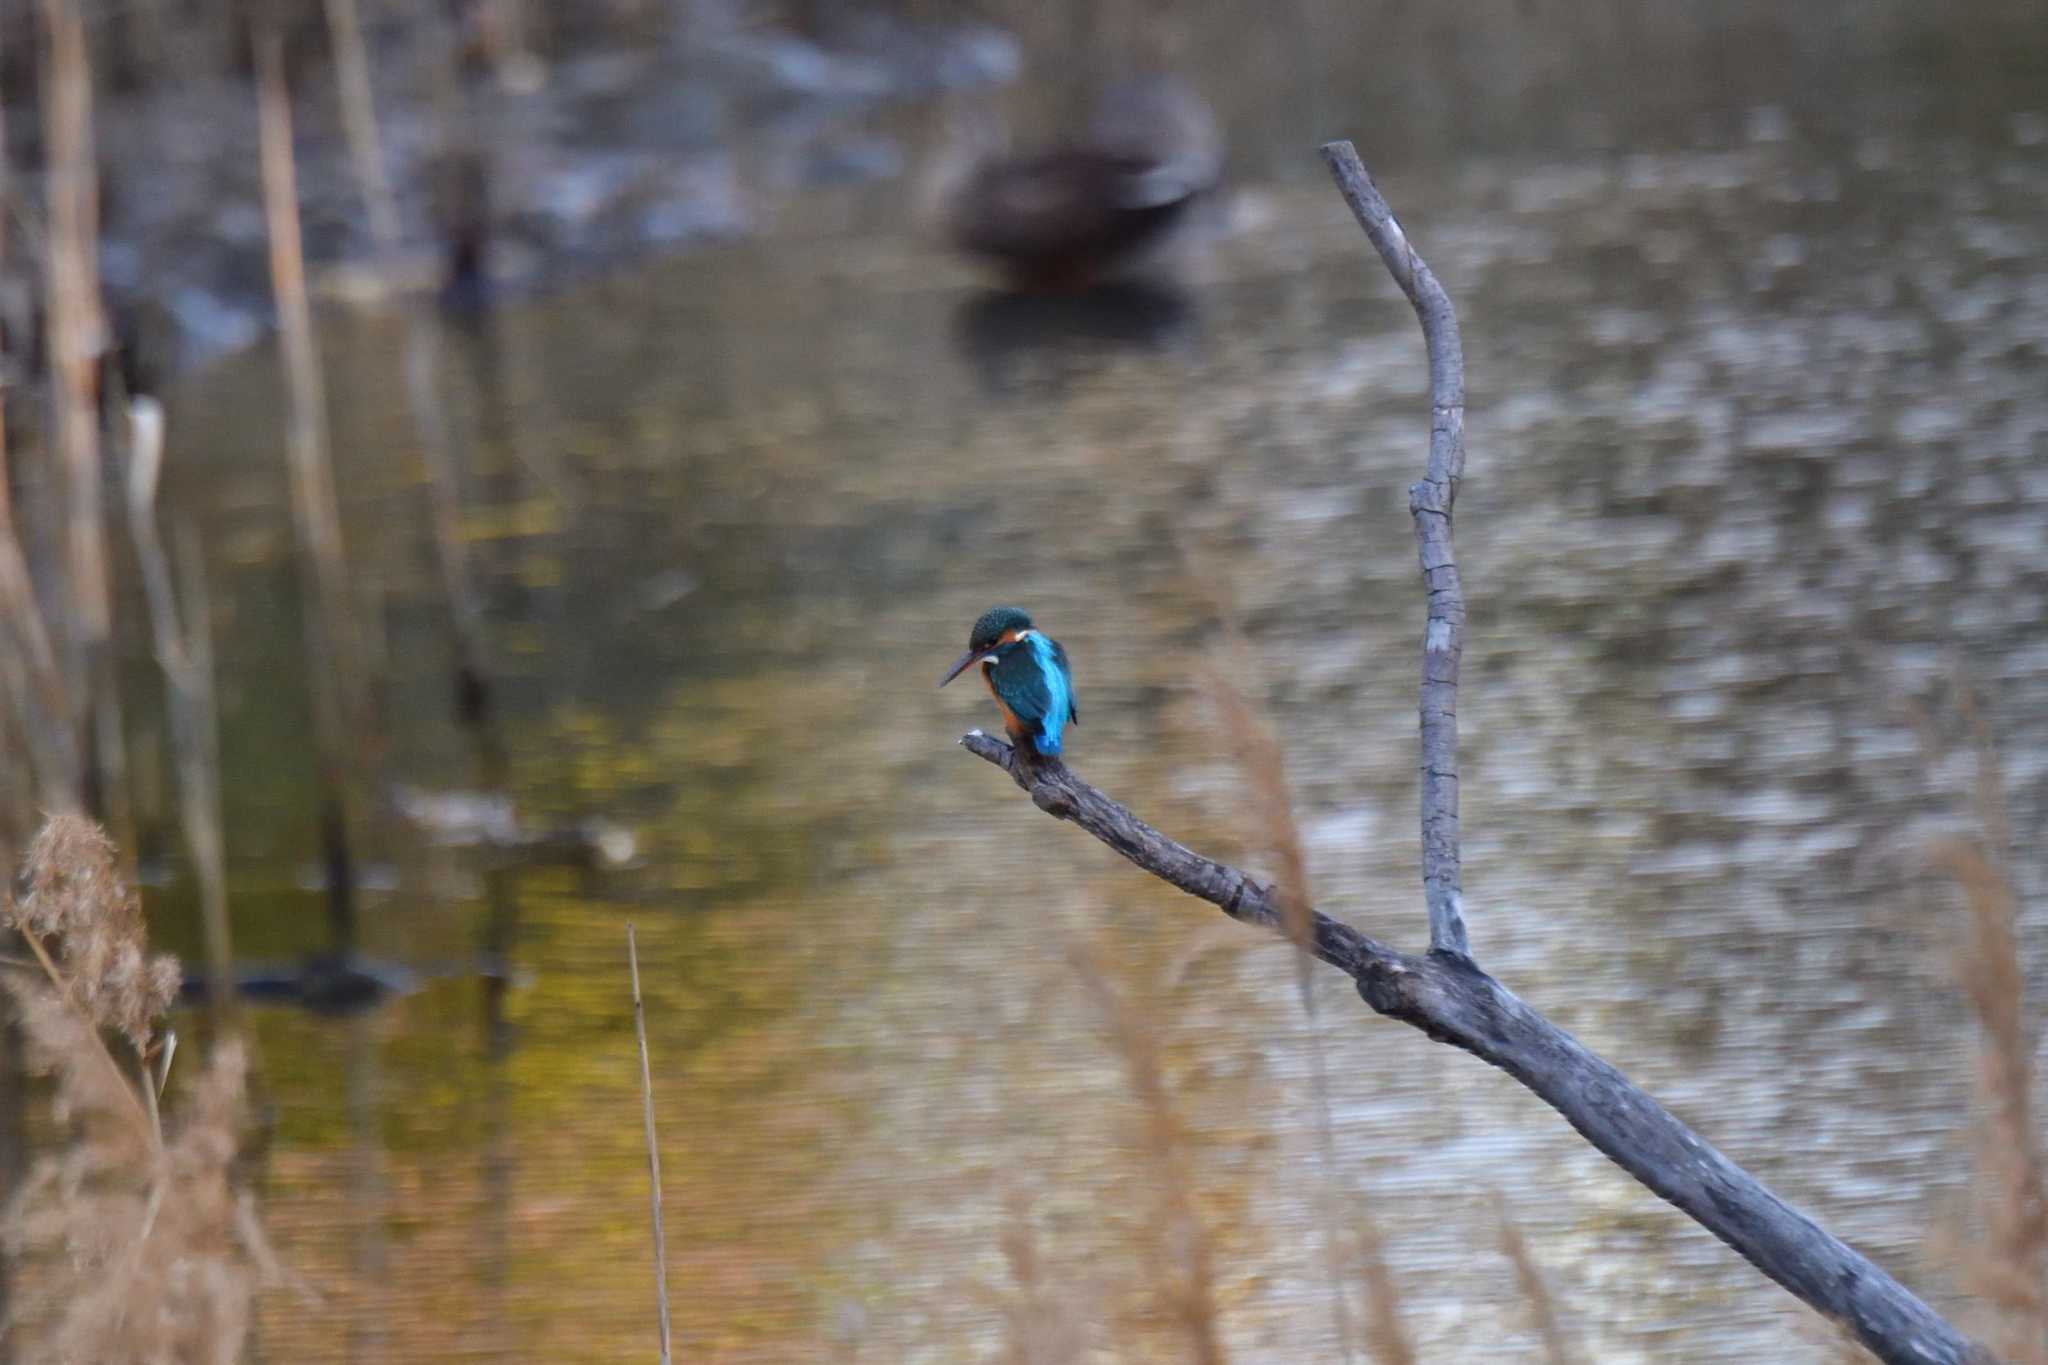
[1,815,283,1361]
[1197,651,1311,954]
[998,1188,1088,1365]
[1494,1190,1577,1365]
[1199,620,1394,1363]
[1932,701,2048,1364]
[1352,1207,1415,1365]
[1071,943,1226,1365]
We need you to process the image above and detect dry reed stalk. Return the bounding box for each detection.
[1909,682,2048,1361]
[256,24,370,923]
[331,0,503,749]
[344,1011,391,1362]
[0,392,79,809]
[1353,1208,1415,1365]
[257,26,359,715]
[1168,535,1312,951]
[1933,755,2047,1362]
[1070,944,1225,1365]
[407,323,496,724]
[324,0,499,761]
[1494,1191,1577,1365]
[1200,644,1365,1362]
[323,0,402,252]
[123,399,234,1018]
[0,81,83,812]
[1,815,278,1361]
[998,1189,1088,1365]
[1956,682,2011,858]
[628,925,673,1365]
[0,992,19,1346]
[1194,644,1310,955]
[39,0,129,845]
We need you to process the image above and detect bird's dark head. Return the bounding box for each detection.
[968,605,1033,653]
[940,605,1034,687]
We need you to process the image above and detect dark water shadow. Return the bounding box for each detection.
[952,277,1200,395]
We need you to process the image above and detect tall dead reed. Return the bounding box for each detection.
[1494,1191,1577,1365]
[1351,1207,1414,1365]
[256,21,372,940]
[998,1189,1088,1365]
[322,0,499,743]
[323,0,403,252]
[0,371,78,810]
[37,0,126,840]
[0,815,282,1361]
[1200,632,1384,1363]
[257,24,360,738]
[123,400,234,1018]
[628,925,673,1365]
[0,81,83,813]
[1933,707,2047,1363]
[1071,943,1226,1365]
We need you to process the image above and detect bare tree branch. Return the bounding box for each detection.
[951,140,1989,1365]
[961,736,1979,1364]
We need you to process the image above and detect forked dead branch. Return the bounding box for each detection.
[957,140,1987,1365]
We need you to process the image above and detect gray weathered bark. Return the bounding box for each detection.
[1320,141,1470,961]
[953,141,1988,1365]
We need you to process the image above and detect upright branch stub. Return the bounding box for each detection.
[1320,141,1470,960]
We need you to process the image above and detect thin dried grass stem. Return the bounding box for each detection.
[256,27,365,764]
[0,431,79,806]
[257,24,373,942]
[1072,945,1225,1365]
[1935,717,2047,1361]
[124,399,235,1016]
[1200,652,1363,1361]
[1495,1191,1577,1365]
[39,0,129,842]
[629,924,673,1365]
[1355,1211,1415,1365]
[323,0,402,251]
[326,0,501,764]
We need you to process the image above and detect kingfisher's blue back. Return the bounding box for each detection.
[988,631,1077,755]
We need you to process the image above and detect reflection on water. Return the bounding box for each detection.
[140,7,2048,1362]
[954,280,1201,395]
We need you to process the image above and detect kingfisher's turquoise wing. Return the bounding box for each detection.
[1051,640,1077,723]
[988,651,1056,725]
[990,635,1074,753]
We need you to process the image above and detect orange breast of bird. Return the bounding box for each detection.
[981,665,1026,740]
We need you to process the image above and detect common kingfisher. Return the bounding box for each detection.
[939,606,1077,756]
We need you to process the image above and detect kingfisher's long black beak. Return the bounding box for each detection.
[939,648,983,687]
